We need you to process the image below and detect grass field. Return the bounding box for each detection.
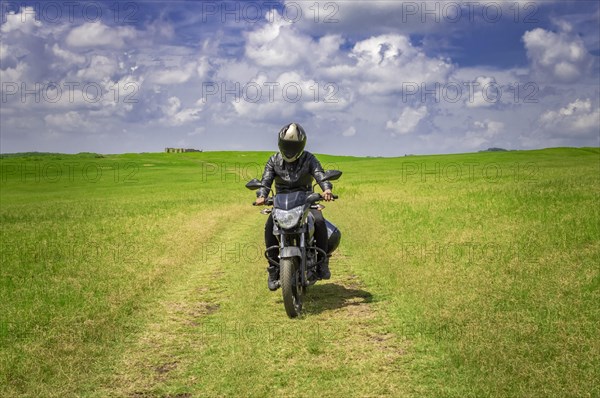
[1,148,599,397]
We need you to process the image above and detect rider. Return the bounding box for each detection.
[255,123,334,291]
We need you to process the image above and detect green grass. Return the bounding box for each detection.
[1,148,598,397]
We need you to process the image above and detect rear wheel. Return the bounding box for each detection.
[281,258,303,318]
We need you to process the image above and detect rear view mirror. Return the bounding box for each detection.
[322,170,342,181]
[245,179,263,190]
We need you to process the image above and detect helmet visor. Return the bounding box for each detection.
[279,139,305,161]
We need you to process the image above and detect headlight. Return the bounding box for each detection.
[273,206,304,229]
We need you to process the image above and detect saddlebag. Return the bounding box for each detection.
[325,219,341,254]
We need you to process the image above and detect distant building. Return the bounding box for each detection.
[165,148,203,153]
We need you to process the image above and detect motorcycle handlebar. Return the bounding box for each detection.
[252,194,338,206]
[252,197,274,206]
[318,194,339,200]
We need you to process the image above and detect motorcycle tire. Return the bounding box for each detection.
[281,257,303,318]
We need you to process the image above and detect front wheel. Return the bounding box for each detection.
[281,258,303,318]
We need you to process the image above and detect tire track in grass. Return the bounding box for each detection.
[91,204,249,398]
[97,205,413,397]
[188,226,413,398]
[1,201,245,398]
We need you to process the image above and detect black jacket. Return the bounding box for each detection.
[257,151,332,198]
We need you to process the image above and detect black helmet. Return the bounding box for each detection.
[278,123,306,162]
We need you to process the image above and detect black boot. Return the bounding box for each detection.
[318,256,331,280]
[267,266,280,291]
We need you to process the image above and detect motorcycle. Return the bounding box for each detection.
[245,170,342,318]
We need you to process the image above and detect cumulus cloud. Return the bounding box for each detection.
[66,22,136,49]
[196,57,211,80]
[287,1,543,40]
[523,24,592,83]
[474,120,504,134]
[232,95,296,121]
[50,44,86,65]
[461,119,505,149]
[76,55,118,81]
[539,98,599,136]
[0,42,9,62]
[464,76,500,108]
[160,96,203,126]
[44,111,95,132]
[245,11,304,67]
[386,106,428,136]
[341,126,356,137]
[1,2,597,155]
[343,34,453,95]
[150,62,198,85]
[1,7,41,34]
[192,9,450,128]
[0,61,28,82]
[244,10,343,67]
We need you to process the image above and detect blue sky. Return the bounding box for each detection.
[1,0,598,156]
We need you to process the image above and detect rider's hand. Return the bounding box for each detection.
[255,196,266,206]
[323,189,333,201]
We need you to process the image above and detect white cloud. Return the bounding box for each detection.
[1,7,41,34]
[244,10,342,68]
[461,119,505,149]
[1,1,596,156]
[216,60,261,85]
[76,55,118,81]
[151,62,197,85]
[303,93,352,113]
[344,34,453,95]
[474,120,504,134]
[171,108,202,126]
[66,22,136,49]
[163,97,181,117]
[95,75,143,115]
[245,11,307,67]
[161,96,203,126]
[287,1,546,40]
[342,126,356,137]
[196,57,211,80]
[188,126,205,136]
[386,105,428,136]
[232,97,295,121]
[50,43,86,65]
[465,76,498,108]
[523,26,592,83]
[353,34,415,65]
[0,61,28,82]
[539,99,599,136]
[44,111,94,132]
[0,42,8,62]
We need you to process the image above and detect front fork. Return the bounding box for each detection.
[265,231,308,286]
[299,233,307,287]
[264,229,327,287]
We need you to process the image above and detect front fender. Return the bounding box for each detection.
[280,246,302,259]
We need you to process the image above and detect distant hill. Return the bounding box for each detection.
[479,147,509,152]
[0,152,104,159]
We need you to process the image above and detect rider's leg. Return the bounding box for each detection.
[264,214,280,290]
[310,209,331,279]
